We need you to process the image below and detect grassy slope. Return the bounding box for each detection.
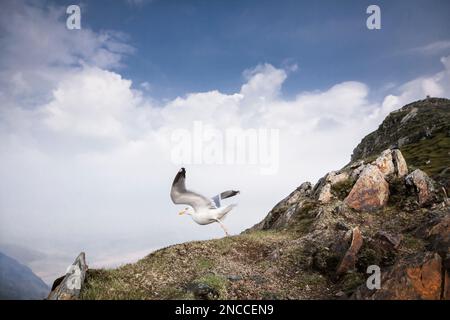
[81,230,331,300]
[401,132,450,191]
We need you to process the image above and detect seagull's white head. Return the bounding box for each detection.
[178,207,194,216]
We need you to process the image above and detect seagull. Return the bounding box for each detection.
[170,168,239,236]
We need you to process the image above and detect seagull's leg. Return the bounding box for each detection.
[215,219,230,236]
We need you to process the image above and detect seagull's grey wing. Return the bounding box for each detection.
[170,168,215,210]
[211,190,240,208]
[211,195,220,208]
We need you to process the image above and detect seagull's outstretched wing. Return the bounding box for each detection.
[170,168,215,211]
[211,190,240,208]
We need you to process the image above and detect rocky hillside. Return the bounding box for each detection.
[77,99,449,300]
[351,97,450,192]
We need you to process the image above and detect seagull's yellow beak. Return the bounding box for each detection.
[178,210,185,215]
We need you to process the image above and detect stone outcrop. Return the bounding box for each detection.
[373,149,396,177]
[353,252,445,300]
[313,171,350,204]
[372,148,409,179]
[392,149,408,178]
[336,227,363,275]
[344,165,389,211]
[406,169,436,205]
[47,252,87,300]
[375,231,402,250]
[316,183,332,203]
[249,182,312,230]
[427,214,450,254]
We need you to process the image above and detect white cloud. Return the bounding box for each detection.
[0,0,133,103]
[381,54,450,111]
[408,40,450,56]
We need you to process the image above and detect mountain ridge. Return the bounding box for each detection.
[0,251,49,300]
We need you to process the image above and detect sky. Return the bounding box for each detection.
[0,0,450,284]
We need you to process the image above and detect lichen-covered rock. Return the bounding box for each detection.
[249,182,312,230]
[406,169,436,205]
[392,149,408,177]
[336,227,363,275]
[313,171,351,204]
[327,171,350,185]
[353,252,444,300]
[350,163,366,180]
[344,165,389,211]
[427,214,450,254]
[317,183,332,203]
[373,150,396,177]
[48,252,87,300]
[372,149,408,179]
[375,231,403,249]
[186,282,219,300]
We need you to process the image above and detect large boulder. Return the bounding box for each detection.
[353,252,445,300]
[344,165,389,211]
[392,149,408,178]
[313,171,350,204]
[317,183,332,203]
[373,149,408,179]
[427,214,450,254]
[405,169,436,205]
[373,150,396,177]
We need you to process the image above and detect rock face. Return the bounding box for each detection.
[336,227,363,275]
[373,150,396,177]
[344,165,389,211]
[353,252,445,300]
[48,252,87,300]
[313,171,351,204]
[392,149,408,178]
[406,169,436,205]
[375,231,402,249]
[372,148,409,179]
[317,183,332,203]
[250,182,312,230]
[427,215,450,254]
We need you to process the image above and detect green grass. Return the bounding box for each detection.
[195,257,215,270]
[81,269,149,300]
[192,274,228,299]
[331,179,356,200]
[401,132,450,177]
[402,234,426,253]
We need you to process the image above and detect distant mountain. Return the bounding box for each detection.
[0,252,49,300]
[0,243,46,265]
